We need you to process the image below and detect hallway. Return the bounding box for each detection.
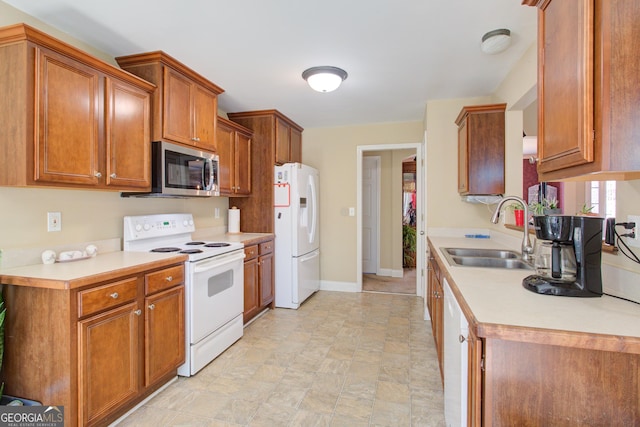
[117,291,444,426]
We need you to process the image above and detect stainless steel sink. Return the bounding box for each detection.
[447,256,532,269]
[441,247,533,270]
[444,248,519,259]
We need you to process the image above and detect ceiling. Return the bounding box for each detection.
[4,0,537,129]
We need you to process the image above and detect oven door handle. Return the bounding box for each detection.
[193,250,246,273]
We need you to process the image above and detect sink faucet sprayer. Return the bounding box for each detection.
[491,196,534,262]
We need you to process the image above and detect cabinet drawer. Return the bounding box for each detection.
[145,265,184,295]
[244,245,258,260]
[78,278,138,317]
[259,240,274,255]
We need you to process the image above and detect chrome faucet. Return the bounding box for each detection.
[491,196,534,262]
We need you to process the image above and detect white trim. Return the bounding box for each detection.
[320,280,359,293]
[377,268,404,278]
[356,142,425,297]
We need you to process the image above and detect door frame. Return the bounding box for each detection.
[362,155,381,274]
[356,141,425,297]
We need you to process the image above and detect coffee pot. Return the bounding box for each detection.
[534,241,576,281]
[524,215,604,297]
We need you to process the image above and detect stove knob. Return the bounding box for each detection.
[189,219,194,226]
[135,224,142,232]
[143,223,151,231]
[183,219,188,227]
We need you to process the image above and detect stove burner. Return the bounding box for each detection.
[204,242,231,248]
[185,241,206,246]
[180,249,203,254]
[150,247,181,253]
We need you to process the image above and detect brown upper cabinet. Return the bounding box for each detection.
[116,51,224,153]
[524,0,640,181]
[216,117,252,196]
[0,23,155,191]
[226,110,304,233]
[455,103,506,196]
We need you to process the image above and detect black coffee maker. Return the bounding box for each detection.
[523,215,604,297]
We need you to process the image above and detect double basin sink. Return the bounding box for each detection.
[441,247,533,270]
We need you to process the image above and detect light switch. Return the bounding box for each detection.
[349,207,355,216]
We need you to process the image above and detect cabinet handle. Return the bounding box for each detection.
[459,334,466,343]
[134,309,142,316]
[191,137,201,142]
[94,171,102,178]
[110,292,119,299]
[148,304,155,310]
[110,173,117,178]
[166,276,173,282]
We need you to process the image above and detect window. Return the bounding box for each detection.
[588,181,616,217]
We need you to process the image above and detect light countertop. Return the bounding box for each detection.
[0,251,187,290]
[428,235,640,341]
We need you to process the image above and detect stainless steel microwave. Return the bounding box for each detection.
[122,141,219,198]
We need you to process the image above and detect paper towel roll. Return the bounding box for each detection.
[228,207,240,233]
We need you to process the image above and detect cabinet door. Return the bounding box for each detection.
[234,131,252,195]
[243,257,260,323]
[35,47,101,185]
[192,86,217,152]
[275,118,290,165]
[259,251,274,307]
[163,68,193,145]
[537,0,594,174]
[457,119,469,194]
[145,285,185,386]
[290,127,302,163]
[78,302,140,426]
[467,328,483,427]
[105,77,151,189]
[216,121,235,195]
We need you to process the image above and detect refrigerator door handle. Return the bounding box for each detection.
[308,174,318,244]
[299,250,319,263]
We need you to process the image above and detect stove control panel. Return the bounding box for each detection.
[123,214,195,241]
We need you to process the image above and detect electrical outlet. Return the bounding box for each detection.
[627,215,640,248]
[47,212,61,232]
[349,207,355,217]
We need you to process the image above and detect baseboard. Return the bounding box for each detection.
[320,280,359,292]
[376,268,404,278]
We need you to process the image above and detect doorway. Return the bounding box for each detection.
[356,143,425,297]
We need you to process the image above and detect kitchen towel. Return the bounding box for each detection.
[228,207,240,233]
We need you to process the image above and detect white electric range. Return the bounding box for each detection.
[123,213,245,376]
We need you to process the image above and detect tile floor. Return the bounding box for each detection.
[117,291,445,426]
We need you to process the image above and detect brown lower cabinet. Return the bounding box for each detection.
[243,238,275,324]
[427,250,444,384]
[2,262,185,427]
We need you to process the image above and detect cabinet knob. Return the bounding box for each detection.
[94,171,102,178]
[110,173,117,178]
[134,309,142,316]
[148,304,155,310]
[459,334,466,343]
[166,276,173,282]
[110,292,119,299]
[191,137,201,142]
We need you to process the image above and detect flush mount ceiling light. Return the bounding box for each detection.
[481,28,511,54]
[302,66,348,93]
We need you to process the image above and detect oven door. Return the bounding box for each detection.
[186,249,245,344]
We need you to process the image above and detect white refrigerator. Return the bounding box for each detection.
[274,163,320,309]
